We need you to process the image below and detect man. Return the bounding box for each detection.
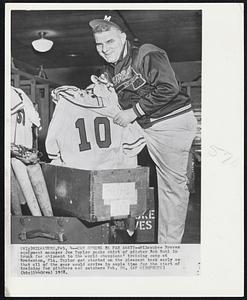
[89,15,197,243]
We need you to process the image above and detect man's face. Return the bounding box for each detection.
[94,28,126,64]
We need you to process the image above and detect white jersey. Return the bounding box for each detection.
[45,99,138,170]
[11,87,40,148]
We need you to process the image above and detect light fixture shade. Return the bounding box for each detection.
[32,37,53,52]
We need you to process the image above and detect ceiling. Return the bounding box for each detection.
[11,10,202,70]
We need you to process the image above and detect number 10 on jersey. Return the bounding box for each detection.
[75,117,112,151]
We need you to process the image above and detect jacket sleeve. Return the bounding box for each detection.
[132,51,180,117]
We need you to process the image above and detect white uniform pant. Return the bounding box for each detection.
[143,111,197,244]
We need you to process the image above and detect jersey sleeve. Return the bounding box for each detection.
[19,89,41,127]
[132,51,180,117]
[122,121,146,157]
[45,100,66,161]
[11,87,24,115]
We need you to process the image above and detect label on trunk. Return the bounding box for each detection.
[102,182,137,216]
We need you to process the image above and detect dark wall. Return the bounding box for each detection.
[45,61,201,88]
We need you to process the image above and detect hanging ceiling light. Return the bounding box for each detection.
[32,32,53,52]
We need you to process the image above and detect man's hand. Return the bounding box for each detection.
[113,108,137,127]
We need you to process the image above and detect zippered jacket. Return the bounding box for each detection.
[102,42,192,128]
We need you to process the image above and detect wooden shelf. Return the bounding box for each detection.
[11,68,59,88]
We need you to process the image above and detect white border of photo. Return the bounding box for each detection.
[5,3,244,297]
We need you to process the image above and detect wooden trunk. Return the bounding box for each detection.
[41,163,150,222]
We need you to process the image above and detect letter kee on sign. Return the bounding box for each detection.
[102,182,137,216]
[136,209,155,230]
